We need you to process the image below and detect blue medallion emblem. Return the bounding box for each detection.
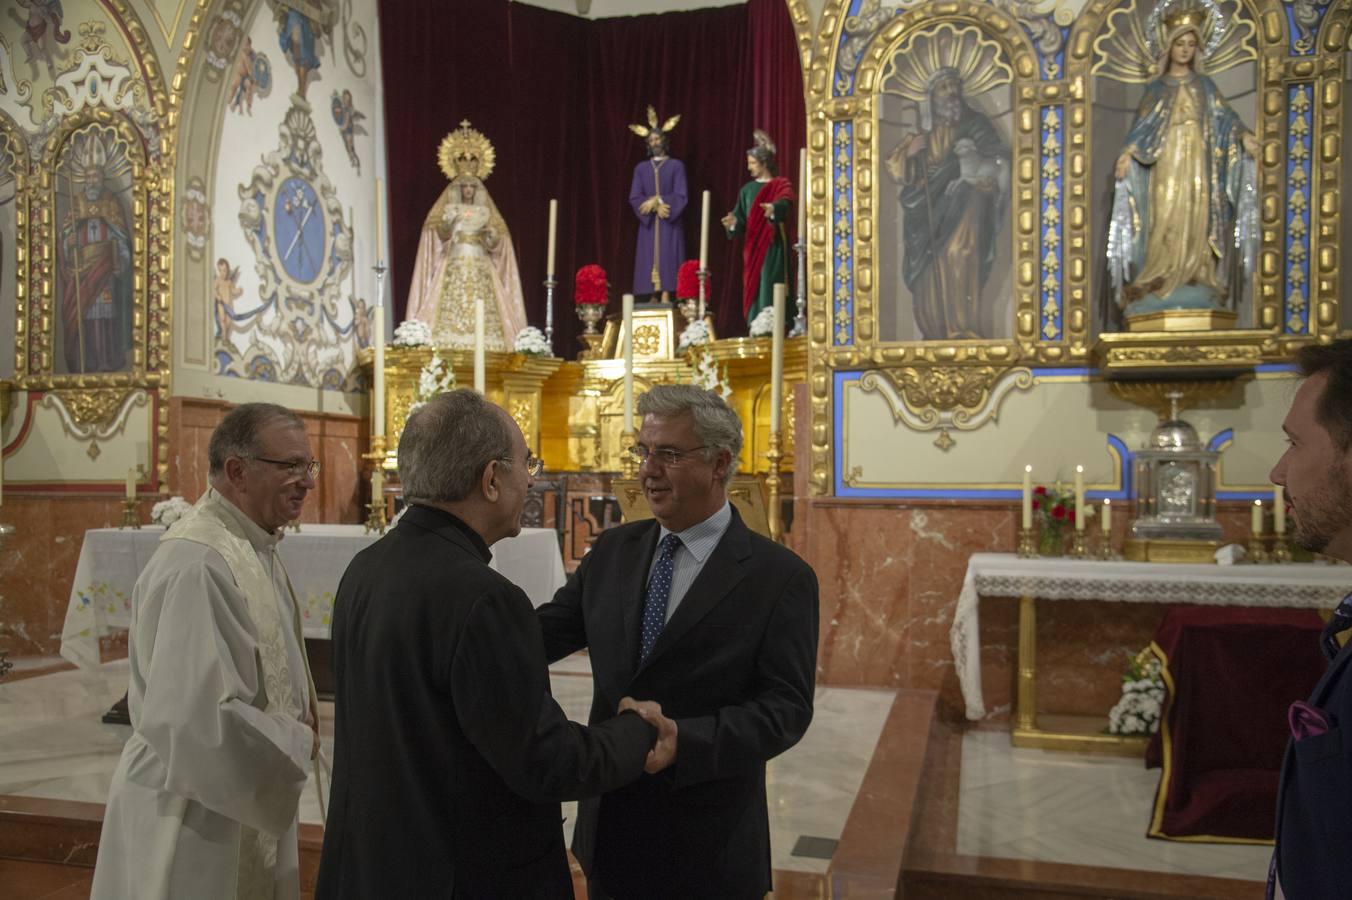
[274,176,325,284]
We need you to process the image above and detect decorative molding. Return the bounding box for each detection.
[39,388,149,458]
[857,365,1035,448]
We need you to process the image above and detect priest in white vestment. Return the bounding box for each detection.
[91,403,320,900]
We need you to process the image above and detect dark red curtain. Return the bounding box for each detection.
[377,0,806,352]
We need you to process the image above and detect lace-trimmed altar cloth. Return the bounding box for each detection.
[950,553,1351,721]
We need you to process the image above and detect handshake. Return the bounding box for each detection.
[618,697,678,774]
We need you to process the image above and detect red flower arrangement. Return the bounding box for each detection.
[676,260,703,300]
[574,264,609,306]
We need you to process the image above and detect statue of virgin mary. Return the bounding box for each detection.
[405,121,528,349]
[1106,2,1259,326]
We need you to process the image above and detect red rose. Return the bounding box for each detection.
[1068,509,1077,525]
[574,264,608,305]
[676,260,703,300]
[1051,504,1066,520]
[1032,500,1040,510]
[1034,486,1048,496]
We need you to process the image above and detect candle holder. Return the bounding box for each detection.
[1271,535,1292,563]
[120,498,141,530]
[543,276,557,346]
[791,235,807,338]
[1017,527,1037,558]
[1247,536,1269,563]
[1098,528,1116,560]
[364,497,387,535]
[1068,530,1090,559]
[619,430,638,478]
[366,434,389,477]
[766,431,784,544]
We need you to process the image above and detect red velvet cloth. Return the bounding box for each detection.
[1145,605,1325,841]
[377,0,806,351]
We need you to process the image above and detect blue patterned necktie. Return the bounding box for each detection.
[1321,592,1352,661]
[640,533,683,664]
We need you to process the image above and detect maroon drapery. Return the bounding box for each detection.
[377,0,805,352]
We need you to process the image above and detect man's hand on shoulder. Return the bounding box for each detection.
[619,696,678,774]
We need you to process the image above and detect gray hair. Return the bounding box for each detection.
[208,403,306,477]
[398,389,513,503]
[638,384,743,480]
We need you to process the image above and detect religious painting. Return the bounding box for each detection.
[1089,0,1259,334]
[53,125,136,377]
[7,0,71,82]
[331,88,365,172]
[269,0,335,101]
[876,24,1015,343]
[227,36,273,115]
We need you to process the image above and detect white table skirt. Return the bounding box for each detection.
[949,552,1352,721]
[59,524,568,670]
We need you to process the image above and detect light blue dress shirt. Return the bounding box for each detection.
[645,501,733,623]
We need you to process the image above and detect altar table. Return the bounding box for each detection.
[949,553,1350,747]
[59,524,568,670]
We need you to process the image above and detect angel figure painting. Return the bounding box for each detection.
[878,25,1013,342]
[404,121,528,350]
[1097,0,1259,328]
[331,89,366,172]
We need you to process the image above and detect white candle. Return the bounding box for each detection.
[546,198,558,278]
[699,190,711,270]
[125,467,136,500]
[770,284,786,435]
[1252,499,1263,535]
[622,294,635,431]
[373,301,385,438]
[1274,485,1286,535]
[1102,498,1112,536]
[474,294,486,394]
[375,177,384,262]
[1021,465,1032,529]
[797,149,807,237]
[1074,465,1085,532]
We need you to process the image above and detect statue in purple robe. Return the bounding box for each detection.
[628,107,687,300]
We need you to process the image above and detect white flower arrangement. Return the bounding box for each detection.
[392,318,433,347]
[677,320,712,352]
[1106,649,1166,736]
[514,326,553,357]
[747,306,777,337]
[408,354,457,416]
[688,351,732,401]
[151,496,193,527]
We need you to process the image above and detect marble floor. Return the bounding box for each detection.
[0,655,896,877]
[956,728,1272,882]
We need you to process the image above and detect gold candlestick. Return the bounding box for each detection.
[363,437,390,534]
[1271,535,1292,563]
[120,498,141,530]
[620,430,638,477]
[766,431,784,544]
[1068,530,1089,559]
[364,498,387,534]
[1248,535,1270,563]
[1016,527,1037,558]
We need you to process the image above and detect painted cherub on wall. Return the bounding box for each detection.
[213,257,244,341]
[8,0,71,81]
[227,36,273,115]
[331,88,366,172]
[270,0,334,101]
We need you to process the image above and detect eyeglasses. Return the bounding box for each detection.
[500,454,544,477]
[250,456,321,480]
[628,444,709,467]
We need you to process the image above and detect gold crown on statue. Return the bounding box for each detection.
[627,105,681,139]
[437,120,496,182]
[1163,5,1207,31]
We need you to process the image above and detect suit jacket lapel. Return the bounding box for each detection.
[618,523,660,683]
[635,511,752,677]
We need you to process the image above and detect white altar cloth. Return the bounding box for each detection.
[59,524,568,670]
[949,552,1352,721]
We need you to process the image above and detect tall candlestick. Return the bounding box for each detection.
[474,293,486,394]
[699,190,711,269]
[1274,485,1286,535]
[371,468,383,500]
[797,149,807,237]
[1102,498,1112,536]
[1021,464,1032,529]
[1251,499,1263,535]
[1074,465,1085,532]
[622,294,634,431]
[375,177,384,263]
[770,284,786,435]
[546,198,558,278]
[125,467,136,500]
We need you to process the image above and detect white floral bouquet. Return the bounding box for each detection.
[151,496,193,527]
[747,306,777,338]
[409,354,457,416]
[514,326,553,357]
[677,320,712,352]
[392,318,433,347]
[688,351,732,401]
[1106,649,1166,736]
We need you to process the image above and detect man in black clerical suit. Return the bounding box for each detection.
[316,390,675,900]
[1272,339,1352,900]
[537,384,820,900]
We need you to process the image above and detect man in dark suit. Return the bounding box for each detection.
[537,384,819,899]
[316,390,676,900]
[1272,339,1352,899]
